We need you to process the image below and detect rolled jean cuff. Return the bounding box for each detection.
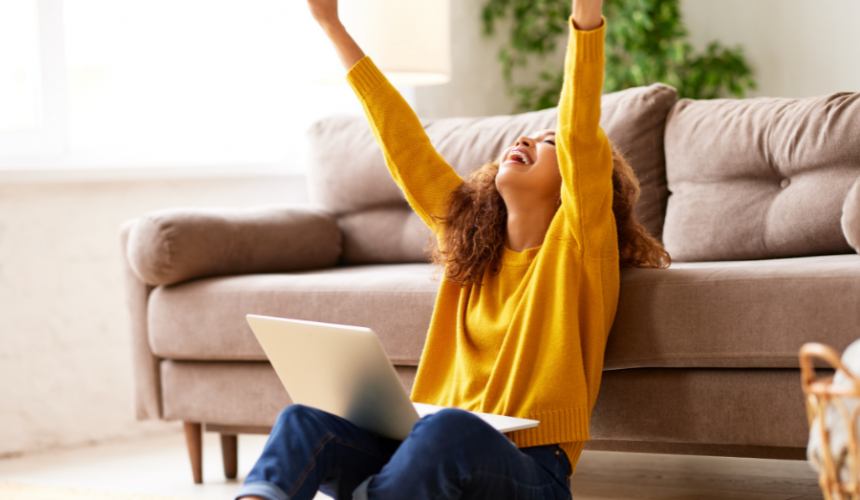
[352,475,375,500]
[235,481,290,500]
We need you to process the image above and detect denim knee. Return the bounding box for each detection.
[410,409,505,460]
[274,404,327,433]
[416,408,494,437]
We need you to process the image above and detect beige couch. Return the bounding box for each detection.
[121,84,860,485]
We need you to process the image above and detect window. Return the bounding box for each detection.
[0,0,363,172]
[0,0,67,158]
[0,0,41,133]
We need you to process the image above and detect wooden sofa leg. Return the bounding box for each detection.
[221,434,238,479]
[184,422,203,484]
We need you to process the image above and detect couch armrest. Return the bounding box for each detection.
[120,221,161,420]
[843,176,860,253]
[126,205,342,286]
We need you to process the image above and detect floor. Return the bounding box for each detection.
[0,430,824,500]
[0,431,280,500]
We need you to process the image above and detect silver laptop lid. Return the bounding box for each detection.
[246,314,419,440]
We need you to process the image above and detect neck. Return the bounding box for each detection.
[504,198,558,252]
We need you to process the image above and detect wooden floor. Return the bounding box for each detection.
[0,431,824,500]
[571,451,823,500]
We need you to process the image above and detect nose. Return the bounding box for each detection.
[515,136,532,148]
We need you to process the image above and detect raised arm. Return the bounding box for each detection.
[306,0,364,71]
[306,0,463,229]
[556,0,614,249]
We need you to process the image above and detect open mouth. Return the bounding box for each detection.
[506,149,532,165]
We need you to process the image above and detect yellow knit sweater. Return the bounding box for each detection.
[346,18,618,473]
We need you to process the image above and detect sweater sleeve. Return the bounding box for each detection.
[556,18,615,252]
[346,57,464,231]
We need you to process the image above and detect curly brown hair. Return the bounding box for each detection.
[430,145,671,285]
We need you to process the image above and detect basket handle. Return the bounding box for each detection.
[800,342,860,397]
[800,343,843,388]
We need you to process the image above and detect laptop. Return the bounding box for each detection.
[246,314,539,441]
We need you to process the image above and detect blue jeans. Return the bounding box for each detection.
[237,405,572,500]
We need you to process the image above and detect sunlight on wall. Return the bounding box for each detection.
[60,0,362,168]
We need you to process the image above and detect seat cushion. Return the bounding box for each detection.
[149,255,860,370]
[148,264,439,365]
[605,254,860,370]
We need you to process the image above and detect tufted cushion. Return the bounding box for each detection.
[663,92,860,262]
[307,84,678,263]
[843,176,860,252]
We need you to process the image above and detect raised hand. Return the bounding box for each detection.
[306,0,340,30]
[305,0,365,71]
[572,0,604,31]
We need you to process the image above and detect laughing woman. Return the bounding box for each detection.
[237,0,670,499]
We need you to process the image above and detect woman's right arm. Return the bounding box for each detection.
[306,0,365,71]
[306,0,463,230]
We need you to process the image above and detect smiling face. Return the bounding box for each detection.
[494,130,562,205]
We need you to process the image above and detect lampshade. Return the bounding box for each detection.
[339,0,451,86]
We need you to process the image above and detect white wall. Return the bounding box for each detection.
[414,0,516,118]
[414,0,860,120]
[0,173,307,457]
[682,0,860,98]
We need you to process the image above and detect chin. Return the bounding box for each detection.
[496,169,533,194]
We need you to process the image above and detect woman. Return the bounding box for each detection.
[238,0,669,498]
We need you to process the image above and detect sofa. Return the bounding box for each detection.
[120,84,860,486]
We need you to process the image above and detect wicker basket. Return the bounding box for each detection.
[800,342,860,500]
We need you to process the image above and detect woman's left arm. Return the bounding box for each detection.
[556,0,614,251]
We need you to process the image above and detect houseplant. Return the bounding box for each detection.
[482,0,757,111]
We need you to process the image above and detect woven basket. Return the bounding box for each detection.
[800,342,860,500]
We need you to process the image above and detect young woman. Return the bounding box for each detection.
[237,0,669,498]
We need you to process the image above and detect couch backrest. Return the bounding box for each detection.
[662,92,860,262]
[307,83,678,264]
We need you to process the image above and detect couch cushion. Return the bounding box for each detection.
[149,264,439,365]
[338,208,434,264]
[663,92,860,262]
[308,84,678,263]
[149,255,860,370]
[605,254,860,370]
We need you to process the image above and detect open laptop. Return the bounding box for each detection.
[246,314,539,441]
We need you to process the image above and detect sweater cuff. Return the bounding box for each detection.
[507,406,590,448]
[569,15,606,63]
[346,56,387,99]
